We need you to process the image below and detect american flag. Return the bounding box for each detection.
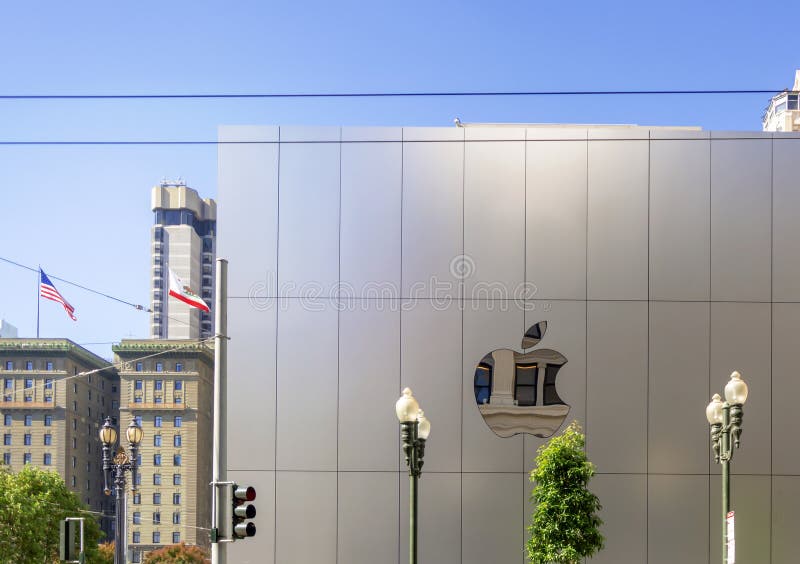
[40,269,77,321]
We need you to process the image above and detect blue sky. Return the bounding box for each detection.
[0,0,797,357]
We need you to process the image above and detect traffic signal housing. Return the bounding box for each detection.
[232,485,256,539]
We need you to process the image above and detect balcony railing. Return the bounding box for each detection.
[127,402,187,410]
[1,401,56,409]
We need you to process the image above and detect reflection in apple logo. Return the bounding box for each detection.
[473,321,569,438]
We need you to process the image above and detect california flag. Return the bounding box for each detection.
[168,268,210,312]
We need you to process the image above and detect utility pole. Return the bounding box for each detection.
[211,259,228,564]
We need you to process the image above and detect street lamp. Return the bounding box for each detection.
[100,417,143,564]
[706,371,748,564]
[396,388,431,564]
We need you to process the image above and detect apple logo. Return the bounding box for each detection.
[473,321,569,438]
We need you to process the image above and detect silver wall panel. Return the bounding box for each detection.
[338,300,400,471]
[462,300,525,472]
[772,476,800,564]
[591,474,647,564]
[771,303,800,475]
[648,475,709,564]
[217,127,279,297]
[277,142,340,298]
[709,302,771,475]
[275,471,337,564]
[338,472,399,564]
[461,473,525,564]
[526,140,587,301]
[648,301,710,475]
[401,139,463,299]
[772,139,800,302]
[464,139,525,300]
[226,470,275,564]
[587,140,649,300]
[400,298,462,473]
[400,473,461,564]
[340,142,402,296]
[649,139,710,301]
[227,298,276,470]
[710,139,772,301]
[709,475,770,564]
[276,299,338,470]
[523,300,587,464]
[586,301,648,474]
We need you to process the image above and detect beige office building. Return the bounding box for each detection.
[112,339,213,563]
[762,70,800,131]
[0,338,120,538]
[151,180,216,340]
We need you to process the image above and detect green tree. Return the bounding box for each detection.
[143,542,209,563]
[0,465,103,563]
[526,421,604,564]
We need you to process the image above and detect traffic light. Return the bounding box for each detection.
[59,519,77,561]
[232,484,256,539]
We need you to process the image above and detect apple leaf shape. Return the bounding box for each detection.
[522,321,547,349]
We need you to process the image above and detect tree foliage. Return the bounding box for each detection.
[143,542,209,563]
[0,465,103,563]
[526,421,604,564]
[97,541,115,564]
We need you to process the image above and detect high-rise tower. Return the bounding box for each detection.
[151,181,216,340]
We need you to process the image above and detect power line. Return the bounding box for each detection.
[0,89,787,100]
[0,256,150,312]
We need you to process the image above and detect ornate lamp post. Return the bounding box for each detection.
[100,417,143,564]
[396,388,431,564]
[706,371,748,564]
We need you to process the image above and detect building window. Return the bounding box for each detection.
[71,475,76,487]
[3,452,10,465]
[153,531,160,544]
[154,454,161,466]
[24,415,32,426]
[3,414,11,426]
[153,511,161,524]
[514,363,538,407]
[24,434,31,446]
[43,453,52,465]
[132,531,140,543]
[153,474,161,486]
[155,380,163,391]
[133,493,141,505]
[174,380,183,391]
[174,416,182,428]
[154,416,162,427]
[44,433,52,446]
[3,434,10,446]
[72,456,76,468]
[134,473,141,486]
[173,435,181,447]
[153,493,161,505]
[172,512,180,524]
[174,395,182,404]
[24,378,33,390]
[45,396,53,403]
[72,437,77,448]
[134,380,143,390]
[154,396,163,404]
[133,512,141,525]
[154,435,162,447]
[175,363,183,373]
[134,396,142,404]
[3,395,10,402]
[172,493,180,505]
[25,361,33,370]
[24,395,32,403]
[46,362,53,371]
[23,453,31,464]
[72,419,77,430]
[156,362,163,372]
[134,416,142,426]
[173,454,181,466]
[173,474,181,486]
[131,551,141,563]
[4,361,12,370]
[44,378,53,390]
[135,362,143,372]
[4,378,12,388]
[172,532,180,543]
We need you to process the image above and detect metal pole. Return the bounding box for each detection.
[212,258,228,564]
[409,471,418,564]
[721,404,730,564]
[114,468,126,564]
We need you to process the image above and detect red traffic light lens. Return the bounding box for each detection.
[233,485,256,501]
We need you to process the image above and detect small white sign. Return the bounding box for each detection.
[726,511,735,564]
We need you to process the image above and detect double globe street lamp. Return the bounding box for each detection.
[706,371,749,564]
[99,417,144,564]
[396,388,431,564]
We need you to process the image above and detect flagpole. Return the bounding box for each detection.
[36,266,40,338]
